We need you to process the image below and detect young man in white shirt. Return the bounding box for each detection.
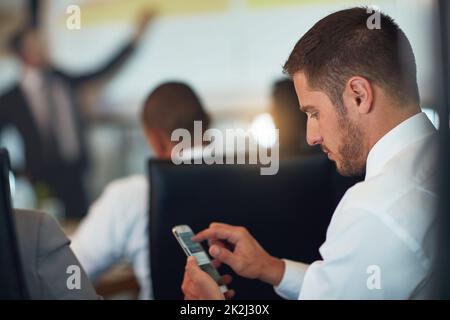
[181,7,439,299]
[70,82,210,299]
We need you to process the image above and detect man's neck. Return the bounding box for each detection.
[365,104,422,156]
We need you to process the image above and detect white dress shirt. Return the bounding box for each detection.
[275,112,439,299]
[70,175,152,299]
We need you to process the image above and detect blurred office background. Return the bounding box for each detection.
[0,0,441,216]
[0,0,447,298]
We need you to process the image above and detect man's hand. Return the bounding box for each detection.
[181,256,235,300]
[193,223,285,286]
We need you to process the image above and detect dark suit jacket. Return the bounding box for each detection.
[14,209,98,299]
[0,42,135,181]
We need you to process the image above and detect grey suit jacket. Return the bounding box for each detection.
[14,209,98,299]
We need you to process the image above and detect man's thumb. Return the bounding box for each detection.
[186,256,201,278]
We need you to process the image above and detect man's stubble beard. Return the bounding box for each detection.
[335,115,367,177]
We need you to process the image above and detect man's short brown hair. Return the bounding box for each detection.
[141,82,210,136]
[283,7,420,111]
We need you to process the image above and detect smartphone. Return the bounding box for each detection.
[172,224,228,294]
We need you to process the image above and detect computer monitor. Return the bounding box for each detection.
[148,155,362,299]
[0,148,29,299]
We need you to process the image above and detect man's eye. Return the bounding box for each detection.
[310,112,319,119]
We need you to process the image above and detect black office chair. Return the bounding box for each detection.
[148,154,362,299]
[0,148,29,299]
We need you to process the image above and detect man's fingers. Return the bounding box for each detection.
[193,224,242,244]
[208,239,226,248]
[212,258,222,269]
[209,245,240,271]
[193,227,230,242]
[185,256,206,283]
[183,285,198,300]
[186,256,196,268]
[222,274,233,286]
[193,222,236,242]
[184,292,199,300]
[181,270,192,292]
[224,289,235,300]
[181,270,197,299]
[185,256,200,278]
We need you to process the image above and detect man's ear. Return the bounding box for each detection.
[343,76,373,115]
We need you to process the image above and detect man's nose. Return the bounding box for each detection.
[306,120,323,146]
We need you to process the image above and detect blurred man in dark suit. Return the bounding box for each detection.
[0,13,152,218]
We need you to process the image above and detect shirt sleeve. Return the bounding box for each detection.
[70,176,151,299]
[297,208,428,299]
[274,259,309,299]
[70,182,128,280]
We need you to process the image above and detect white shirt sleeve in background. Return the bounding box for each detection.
[70,175,152,299]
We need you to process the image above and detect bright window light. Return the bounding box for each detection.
[250,113,278,148]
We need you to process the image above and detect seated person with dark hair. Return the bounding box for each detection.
[71,82,211,299]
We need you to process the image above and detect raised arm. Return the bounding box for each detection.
[59,11,154,86]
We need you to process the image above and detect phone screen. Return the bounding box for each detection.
[174,226,227,293]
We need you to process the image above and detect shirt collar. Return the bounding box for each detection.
[365,112,437,180]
